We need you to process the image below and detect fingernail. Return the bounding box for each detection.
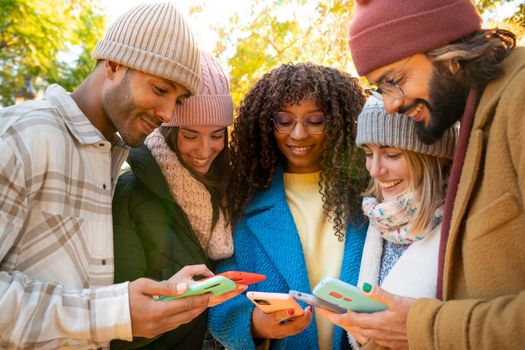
[306,306,312,313]
[363,282,372,293]
[287,309,295,316]
[176,282,187,293]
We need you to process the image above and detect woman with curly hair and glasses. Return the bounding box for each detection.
[208,62,369,350]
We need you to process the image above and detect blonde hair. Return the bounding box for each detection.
[364,149,451,234]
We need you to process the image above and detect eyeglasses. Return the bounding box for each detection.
[366,56,413,100]
[273,112,327,134]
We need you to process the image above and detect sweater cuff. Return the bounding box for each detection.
[90,281,132,343]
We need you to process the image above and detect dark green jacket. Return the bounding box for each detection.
[111,145,212,350]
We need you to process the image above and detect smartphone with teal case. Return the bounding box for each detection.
[157,275,236,301]
[313,277,387,313]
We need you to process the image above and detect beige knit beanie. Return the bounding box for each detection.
[356,97,458,159]
[164,51,234,127]
[92,2,201,94]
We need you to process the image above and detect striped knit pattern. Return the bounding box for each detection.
[92,2,201,94]
[166,52,234,127]
[356,97,458,159]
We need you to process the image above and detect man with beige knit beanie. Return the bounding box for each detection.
[316,1,524,349]
[0,3,241,349]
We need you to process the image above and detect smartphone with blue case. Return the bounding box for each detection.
[313,277,387,313]
[157,275,236,301]
[289,290,347,314]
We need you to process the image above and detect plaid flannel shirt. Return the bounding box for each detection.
[0,85,132,349]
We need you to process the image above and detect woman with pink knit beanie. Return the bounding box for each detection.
[111,52,238,350]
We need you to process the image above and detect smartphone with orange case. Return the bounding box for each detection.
[217,271,266,285]
[247,291,304,315]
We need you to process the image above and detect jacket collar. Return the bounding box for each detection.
[244,166,366,291]
[244,167,312,291]
[444,48,525,296]
[243,166,366,348]
[44,84,127,149]
[244,167,287,215]
[127,145,174,201]
[473,47,525,130]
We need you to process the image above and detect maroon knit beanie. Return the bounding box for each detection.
[349,0,482,76]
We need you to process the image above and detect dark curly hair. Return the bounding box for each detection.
[227,62,368,240]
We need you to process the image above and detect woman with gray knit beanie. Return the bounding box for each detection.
[317,96,458,349]
[111,52,242,350]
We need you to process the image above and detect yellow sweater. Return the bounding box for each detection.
[283,171,344,350]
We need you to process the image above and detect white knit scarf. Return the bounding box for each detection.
[362,194,443,245]
[144,129,233,260]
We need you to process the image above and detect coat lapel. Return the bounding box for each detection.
[357,226,383,287]
[443,49,525,296]
[244,167,367,349]
[339,218,367,286]
[331,217,366,349]
[244,168,311,293]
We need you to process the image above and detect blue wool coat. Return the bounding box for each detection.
[209,168,367,349]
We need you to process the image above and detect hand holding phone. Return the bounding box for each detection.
[217,271,266,285]
[157,275,236,301]
[247,291,304,315]
[249,292,312,339]
[313,277,386,313]
[289,290,347,314]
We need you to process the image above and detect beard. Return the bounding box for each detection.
[101,71,144,147]
[407,63,469,145]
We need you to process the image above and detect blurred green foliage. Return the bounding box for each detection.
[0,0,522,107]
[195,0,524,107]
[0,0,105,106]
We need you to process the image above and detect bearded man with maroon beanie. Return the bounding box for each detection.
[317,0,525,349]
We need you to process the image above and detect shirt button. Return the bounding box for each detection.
[103,184,107,189]
[101,259,106,265]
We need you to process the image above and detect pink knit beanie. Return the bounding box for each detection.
[163,52,234,127]
[349,0,482,76]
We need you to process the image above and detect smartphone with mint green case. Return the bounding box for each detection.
[157,275,236,301]
[313,277,387,313]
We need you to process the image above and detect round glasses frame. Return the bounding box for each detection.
[366,56,413,100]
[272,113,327,135]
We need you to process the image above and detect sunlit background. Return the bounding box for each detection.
[1,0,523,107]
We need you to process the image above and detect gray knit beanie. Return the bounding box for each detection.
[92,2,201,94]
[356,97,458,159]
